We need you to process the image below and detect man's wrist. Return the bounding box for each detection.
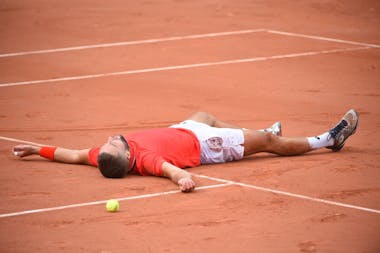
[39,146,57,160]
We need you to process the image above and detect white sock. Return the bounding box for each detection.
[307,132,334,149]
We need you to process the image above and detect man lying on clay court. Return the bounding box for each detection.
[13,110,359,193]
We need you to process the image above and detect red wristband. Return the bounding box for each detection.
[39,146,57,160]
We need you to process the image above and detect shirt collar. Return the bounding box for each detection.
[127,143,136,173]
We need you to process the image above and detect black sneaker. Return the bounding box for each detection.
[327,109,359,152]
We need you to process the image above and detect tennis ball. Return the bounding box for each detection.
[106,199,119,212]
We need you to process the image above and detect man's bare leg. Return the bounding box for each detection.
[187,110,359,157]
[187,112,242,128]
[243,130,311,156]
[189,112,282,136]
[243,109,359,156]
[187,112,281,135]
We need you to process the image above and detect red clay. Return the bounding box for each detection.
[0,1,379,252]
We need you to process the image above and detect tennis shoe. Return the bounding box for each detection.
[264,121,282,136]
[327,109,359,152]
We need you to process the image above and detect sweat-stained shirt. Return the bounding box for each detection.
[88,128,201,176]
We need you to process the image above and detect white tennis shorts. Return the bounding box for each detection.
[170,120,245,164]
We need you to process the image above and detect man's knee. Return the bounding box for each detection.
[243,130,279,155]
[188,112,215,126]
[263,132,279,149]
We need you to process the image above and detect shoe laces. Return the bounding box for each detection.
[329,120,348,138]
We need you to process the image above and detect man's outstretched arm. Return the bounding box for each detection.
[13,144,92,165]
[161,161,195,193]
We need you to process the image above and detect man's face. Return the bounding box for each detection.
[102,135,129,150]
[100,135,130,169]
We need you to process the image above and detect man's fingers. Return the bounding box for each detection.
[13,150,25,157]
[13,146,22,152]
[181,186,193,193]
[179,178,195,193]
[13,146,23,156]
[14,145,28,152]
[13,145,33,157]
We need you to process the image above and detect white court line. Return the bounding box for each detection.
[0,183,232,218]
[2,28,378,58]
[0,29,265,58]
[1,135,380,217]
[0,46,371,88]
[0,136,46,147]
[193,174,380,214]
[267,29,380,48]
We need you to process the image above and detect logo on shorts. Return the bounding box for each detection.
[206,137,223,152]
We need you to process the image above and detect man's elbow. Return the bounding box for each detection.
[70,152,87,164]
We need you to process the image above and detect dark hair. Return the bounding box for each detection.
[97,152,127,178]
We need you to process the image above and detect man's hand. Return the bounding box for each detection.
[13,145,40,158]
[162,161,196,193]
[178,177,196,193]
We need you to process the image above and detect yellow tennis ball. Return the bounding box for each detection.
[106,199,119,212]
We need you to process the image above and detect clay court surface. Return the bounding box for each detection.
[0,1,380,252]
